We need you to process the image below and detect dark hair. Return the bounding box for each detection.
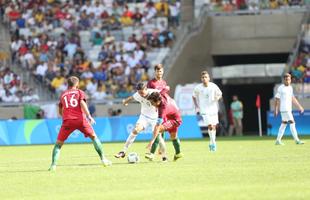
[283,73,291,78]
[154,64,163,71]
[135,82,146,90]
[147,92,161,102]
[68,76,79,87]
[201,71,209,76]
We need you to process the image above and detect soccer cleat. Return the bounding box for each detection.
[101,158,112,167]
[296,140,304,145]
[209,144,217,152]
[162,157,168,163]
[48,165,56,171]
[275,140,285,145]
[114,151,126,158]
[145,153,154,161]
[173,153,183,161]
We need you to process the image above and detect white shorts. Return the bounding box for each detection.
[136,114,157,131]
[280,111,294,122]
[202,114,219,126]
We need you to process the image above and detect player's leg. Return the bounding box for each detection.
[170,130,183,161]
[158,133,168,162]
[49,140,64,171]
[204,114,218,151]
[275,122,287,145]
[115,123,144,158]
[288,121,304,144]
[49,122,74,171]
[80,121,112,166]
[145,125,163,161]
[276,112,289,145]
[208,125,217,152]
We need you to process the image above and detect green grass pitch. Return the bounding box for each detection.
[0,136,309,200]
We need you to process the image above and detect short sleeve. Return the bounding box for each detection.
[275,87,281,99]
[133,92,140,102]
[79,90,86,102]
[192,85,199,98]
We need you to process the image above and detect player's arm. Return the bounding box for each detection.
[274,97,280,117]
[214,86,222,101]
[80,99,95,125]
[147,124,162,149]
[192,96,200,114]
[147,106,165,149]
[58,103,63,116]
[192,88,200,114]
[292,96,304,113]
[122,96,134,106]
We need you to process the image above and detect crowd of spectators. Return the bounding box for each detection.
[289,23,310,83]
[204,0,307,13]
[0,66,39,103]
[1,0,180,102]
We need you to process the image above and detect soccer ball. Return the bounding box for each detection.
[127,152,140,164]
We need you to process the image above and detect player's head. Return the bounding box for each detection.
[154,64,164,80]
[201,71,210,85]
[136,82,148,97]
[232,95,238,101]
[67,76,79,88]
[283,73,291,86]
[147,92,162,107]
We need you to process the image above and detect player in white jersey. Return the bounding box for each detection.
[274,73,304,145]
[192,71,222,151]
[114,82,167,160]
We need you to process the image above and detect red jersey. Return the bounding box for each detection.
[147,78,169,94]
[158,92,182,122]
[59,89,86,121]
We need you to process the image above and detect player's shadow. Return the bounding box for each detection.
[0,169,50,173]
[61,160,162,167]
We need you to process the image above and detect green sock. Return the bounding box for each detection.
[150,135,160,154]
[172,138,181,154]
[51,143,61,166]
[93,137,103,160]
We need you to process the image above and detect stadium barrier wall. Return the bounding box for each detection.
[0,115,202,146]
[267,110,310,136]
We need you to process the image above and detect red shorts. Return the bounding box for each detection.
[162,117,182,133]
[57,119,95,142]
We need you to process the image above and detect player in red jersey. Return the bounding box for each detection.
[48,76,111,171]
[147,63,170,94]
[146,64,169,160]
[146,91,183,161]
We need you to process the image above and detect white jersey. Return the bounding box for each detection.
[133,88,159,120]
[275,84,293,112]
[193,82,222,115]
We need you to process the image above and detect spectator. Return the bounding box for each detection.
[230,95,243,136]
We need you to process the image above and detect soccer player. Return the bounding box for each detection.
[274,73,304,145]
[145,63,170,160]
[48,76,111,171]
[114,82,167,161]
[192,71,222,152]
[146,91,183,161]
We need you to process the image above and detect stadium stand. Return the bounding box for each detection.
[1,0,180,102]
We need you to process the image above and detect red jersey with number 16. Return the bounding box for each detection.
[59,89,86,121]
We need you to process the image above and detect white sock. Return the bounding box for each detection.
[123,133,137,152]
[158,135,167,158]
[208,129,214,145]
[211,129,216,144]
[276,123,287,142]
[289,123,300,142]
